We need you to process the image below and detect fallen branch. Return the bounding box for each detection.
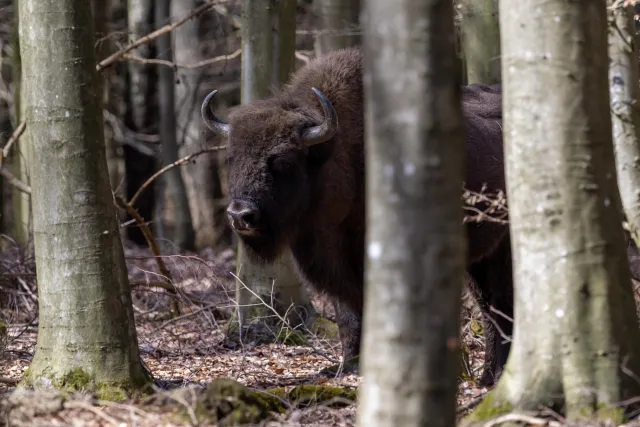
[0,376,19,386]
[114,195,181,317]
[456,392,487,415]
[130,145,226,207]
[122,48,241,70]
[64,401,122,427]
[482,413,562,427]
[96,1,225,72]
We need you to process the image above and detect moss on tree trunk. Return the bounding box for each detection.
[18,0,152,396]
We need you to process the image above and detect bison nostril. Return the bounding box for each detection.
[239,210,258,226]
[227,200,261,231]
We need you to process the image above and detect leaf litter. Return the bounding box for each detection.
[0,241,492,426]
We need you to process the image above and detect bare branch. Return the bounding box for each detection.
[121,49,241,70]
[96,1,227,72]
[2,120,25,160]
[114,195,181,317]
[461,184,509,224]
[0,121,31,194]
[129,145,226,207]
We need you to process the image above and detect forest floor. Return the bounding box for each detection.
[0,240,610,426]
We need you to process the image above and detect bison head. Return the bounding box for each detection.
[201,88,338,263]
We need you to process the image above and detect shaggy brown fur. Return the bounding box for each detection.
[221,47,512,386]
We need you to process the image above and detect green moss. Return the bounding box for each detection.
[18,366,153,401]
[95,384,129,402]
[310,317,339,338]
[285,385,357,408]
[469,319,484,336]
[277,327,308,346]
[569,403,627,424]
[174,378,286,426]
[59,368,93,390]
[459,344,473,382]
[462,390,512,425]
[596,404,627,424]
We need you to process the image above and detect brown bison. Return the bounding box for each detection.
[201,47,513,386]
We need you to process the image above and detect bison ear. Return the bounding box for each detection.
[303,128,335,168]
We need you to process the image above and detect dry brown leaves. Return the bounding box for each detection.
[0,242,490,426]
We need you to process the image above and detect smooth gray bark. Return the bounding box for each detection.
[459,0,500,84]
[11,0,30,247]
[155,0,195,251]
[609,2,640,249]
[235,0,315,329]
[172,0,221,249]
[315,0,361,55]
[357,0,466,426]
[468,0,640,422]
[19,0,151,392]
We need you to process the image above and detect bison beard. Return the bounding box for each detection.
[202,47,513,387]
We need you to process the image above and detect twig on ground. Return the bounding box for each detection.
[130,145,226,207]
[482,413,562,427]
[131,280,181,293]
[150,303,220,335]
[0,376,19,385]
[122,48,241,70]
[96,1,226,72]
[64,401,122,427]
[457,392,488,415]
[114,195,181,317]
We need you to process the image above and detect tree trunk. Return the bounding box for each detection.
[272,0,297,85]
[356,1,465,426]
[235,0,315,330]
[458,0,500,84]
[171,0,221,250]
[11,0,30,248]
[609,2,640,249]
[315,0,361,55]
[92,0,122,199]
[155,0,195,251]
[467,0,640,422]
[19,0,152,393]
[125,0,158,245]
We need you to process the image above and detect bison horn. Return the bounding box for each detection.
[201,89,230,138]
[301,87,338,147]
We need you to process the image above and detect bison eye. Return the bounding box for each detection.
[269,157,297,176]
